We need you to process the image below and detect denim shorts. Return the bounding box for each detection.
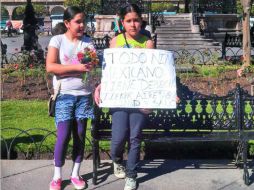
[55,94,94,126]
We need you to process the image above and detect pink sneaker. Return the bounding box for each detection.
[70,176,86,190]
[49,178,62,190]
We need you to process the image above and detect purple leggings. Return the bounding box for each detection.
[54,119,87,167]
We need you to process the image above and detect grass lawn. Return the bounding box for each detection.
[1,100,54,129]
[1,100,98,154]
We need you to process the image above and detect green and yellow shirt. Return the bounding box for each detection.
[116,33,149,48]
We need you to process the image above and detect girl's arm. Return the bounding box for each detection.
[94,84,101,106]
[109,37,117,48]
[46,46,92,76]
[146,39,154,49]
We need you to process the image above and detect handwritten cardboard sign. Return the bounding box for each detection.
[100,48,176,109]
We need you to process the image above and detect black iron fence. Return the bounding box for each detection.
[191,0,237,27]
[0,127,93,160]
[196,0,237,14]
[222,33,254,59]
[3,42,253,68]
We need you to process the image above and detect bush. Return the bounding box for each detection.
[2,50,46,80]
[151,3,174,12]
[249,140,254,156]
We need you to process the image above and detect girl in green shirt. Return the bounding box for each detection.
[95,4,154,190]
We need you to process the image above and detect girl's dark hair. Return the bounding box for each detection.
[63,6,84,22]
[119,4,142,20]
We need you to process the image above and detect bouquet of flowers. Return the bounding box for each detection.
[77,47,100,84]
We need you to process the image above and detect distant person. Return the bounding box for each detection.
[237,67,244,77]
[6,20,13,37]
[140,20,151,39]
[51,22,67,36]
[1,40,8,66]
[113,12,123,36]
[1,40,7,55]
[237,66,254,86]
[44,22,67,58]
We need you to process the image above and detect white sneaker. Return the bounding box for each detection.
[124,177,137,190]
[113,162,126,178]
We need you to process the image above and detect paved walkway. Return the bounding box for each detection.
[1,159,254,190]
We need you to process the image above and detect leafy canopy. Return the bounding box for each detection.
[16,4,46,17]
[64,0,101,14]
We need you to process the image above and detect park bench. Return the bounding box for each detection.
[91,83,254,185]
[92,35,112,50]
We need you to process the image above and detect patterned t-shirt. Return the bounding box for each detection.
[48,34,94,96]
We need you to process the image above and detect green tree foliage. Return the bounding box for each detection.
[249,2,254,15]
[64,0,101,14]
[237,0,254,15]
[33,4,47,16]
[1,6,9,20]
[151,2,174,12]
[16,6,25,16]
[64,0,81,7]
[236,0,243,13]
[16,4,46,17]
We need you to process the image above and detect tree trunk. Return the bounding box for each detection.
[184,0,190,13]
[241,0,251,67]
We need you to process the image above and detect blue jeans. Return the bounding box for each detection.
[110,109,146,178]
